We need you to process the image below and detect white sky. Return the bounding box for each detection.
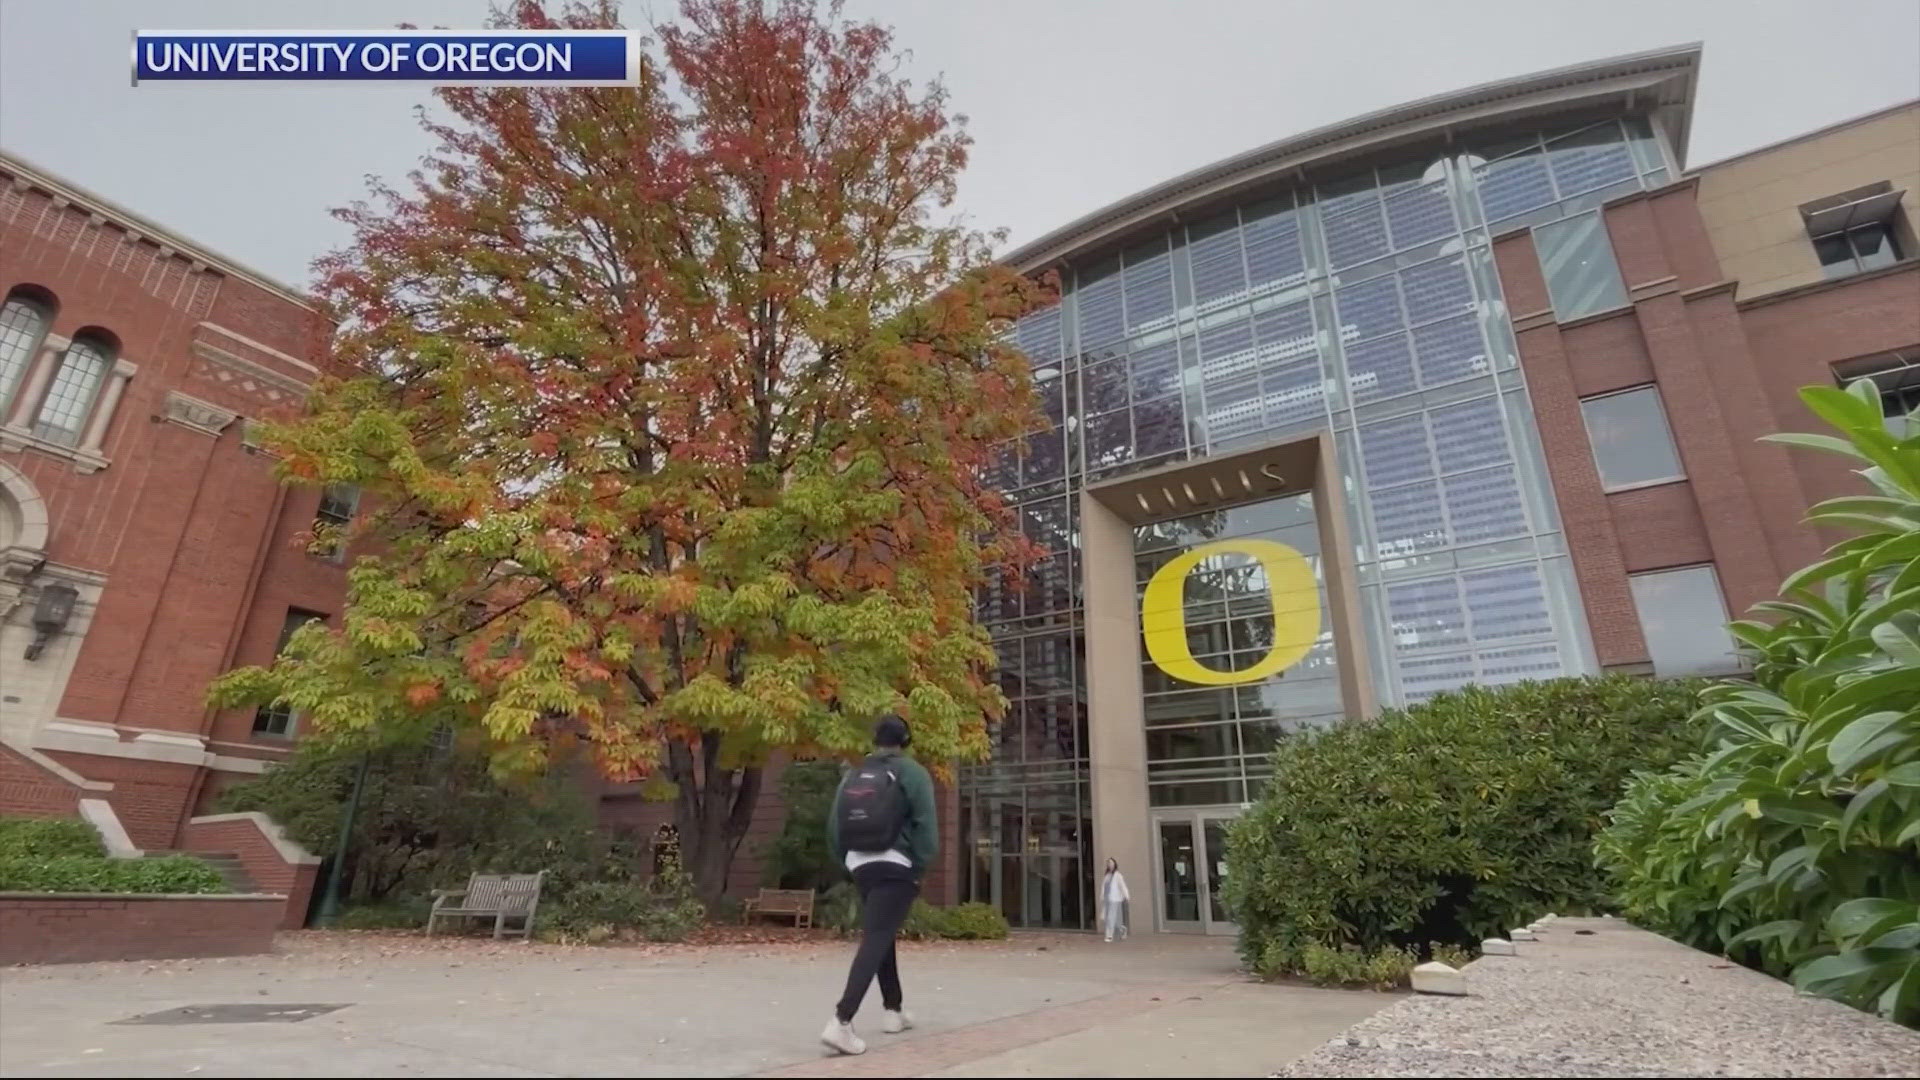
[1,0,1916,290]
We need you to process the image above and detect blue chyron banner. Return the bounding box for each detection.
[132,30,641,86]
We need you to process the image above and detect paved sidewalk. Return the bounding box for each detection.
[1278,917,1920,1078]
[0,930,1387,1078]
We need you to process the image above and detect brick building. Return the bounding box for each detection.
[0,150,348,853]
[967,46,1920,934]
[3,44,1915,931]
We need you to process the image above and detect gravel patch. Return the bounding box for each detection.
[1273,918,1920,1078]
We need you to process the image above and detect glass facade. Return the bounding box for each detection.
[1135,494,1340,808]
[961,113,1672,929]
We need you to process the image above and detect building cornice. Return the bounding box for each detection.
[0,149,323,317]
[1002,44,1702,274]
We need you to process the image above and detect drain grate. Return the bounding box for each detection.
[113,1003,349,1025]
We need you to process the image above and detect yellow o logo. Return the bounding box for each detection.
[1141,539,1320,686]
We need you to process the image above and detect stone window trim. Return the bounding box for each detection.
[0,331,137,474]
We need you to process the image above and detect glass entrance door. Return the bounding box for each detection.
[1151,810,1240,935]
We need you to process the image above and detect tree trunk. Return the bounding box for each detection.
[667,733,766,908]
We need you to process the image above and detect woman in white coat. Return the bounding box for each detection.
[1099,858,1130,942]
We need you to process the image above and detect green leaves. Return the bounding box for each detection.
[1228,676,1704,975]
[1602,380,1920,1027]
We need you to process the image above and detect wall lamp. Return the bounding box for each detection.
[24,583,77,661]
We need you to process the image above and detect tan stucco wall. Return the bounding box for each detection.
[1694,102,1920,301]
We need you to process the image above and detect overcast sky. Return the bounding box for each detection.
[2,0,1916,290]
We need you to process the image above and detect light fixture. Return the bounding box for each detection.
[24,583,77,661]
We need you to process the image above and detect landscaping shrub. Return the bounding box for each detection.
[0,816,106,859]
[217,738,628,907]
[1223,675,1703,976]
[0,854,227,894]
[909,901,1010,940]
[0,816,228,894]
[537,856,705,944]
[820,885,1010,941]
[1597,382,1920,1027]
[1296,943,1418,990]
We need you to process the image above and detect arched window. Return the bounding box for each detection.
[31,331,114,447]
[0,289,53,411]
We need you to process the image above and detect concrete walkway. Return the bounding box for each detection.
[0,930,1388,1078]
[1278,917,1920,1078]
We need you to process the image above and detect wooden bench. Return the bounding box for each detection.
[427,871,547,939]
[741,888,814,928]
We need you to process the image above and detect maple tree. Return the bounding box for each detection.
[210,0,1050,901]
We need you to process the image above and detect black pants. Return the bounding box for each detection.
[835,861,919,1023]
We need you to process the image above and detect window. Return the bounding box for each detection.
[30,335,112,447]
[1629,566,1740,677]
[313,484,360,560]
[0,291,52,410]
[1815,223,1903,279]
[1580,386,1685,490]
[1802,183,1910,280]
[252,609,326,737]
[1533,211,1628,320]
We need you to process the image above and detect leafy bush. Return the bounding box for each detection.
[759,760,844,893]
[909,901,1009,940]
[820,884,1010,941]
[1295,943,1418,990]
[0,854,227,894]
[216,739,627,907]
[0,816,106,859]
[537,856,705,944]
[1224,675,1703,975]
[1598,382,1920,1027]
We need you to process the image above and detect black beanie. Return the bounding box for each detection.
[873,715,910,748]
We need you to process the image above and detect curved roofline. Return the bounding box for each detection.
[1003,44,1702,274]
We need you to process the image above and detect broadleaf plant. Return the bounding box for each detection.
[1598,378,1920,1026]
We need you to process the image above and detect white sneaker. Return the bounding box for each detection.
[820,1017,866,1056]
[882,1008,914,1034]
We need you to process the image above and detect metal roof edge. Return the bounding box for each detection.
[1003,43,1704,273]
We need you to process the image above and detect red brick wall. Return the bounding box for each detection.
[1740,264,1920,529]
[1607,482,1715,573]
[1497,236,1648,668]
[0,745,81,817]
[181,816,319,929]
[1498,180,1917,666]
[41,753,196,851]
[0,893,282,964]
[0,158,348,851]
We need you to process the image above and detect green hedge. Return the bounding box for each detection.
[1223,675,1702,977]
[0,816,107,859]
[0,854,228,894]
[820,883,1010,941]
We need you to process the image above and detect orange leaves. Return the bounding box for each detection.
[405,680,443,707]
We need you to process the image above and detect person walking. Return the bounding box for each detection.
[1099,858,1131,942]
[820,714,938,1056]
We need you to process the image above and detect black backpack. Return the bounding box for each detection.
[837,754,909,854]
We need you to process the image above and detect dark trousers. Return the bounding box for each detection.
[835,861,919,1023]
